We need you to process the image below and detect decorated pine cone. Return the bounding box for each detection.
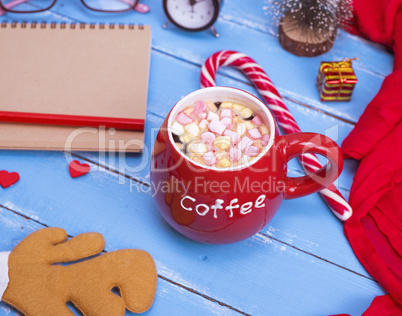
[269,0,353,57]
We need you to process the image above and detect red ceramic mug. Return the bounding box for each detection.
[150,87,343,244]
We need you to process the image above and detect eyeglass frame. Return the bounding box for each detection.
[0,0,139,14]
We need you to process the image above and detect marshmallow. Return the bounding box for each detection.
[260,125,269,135]
[213,136,231,151]
[253,140,263,149]
[199,119,209,130]
[206,101,218,112]
[232,103,244,112]
[207,111,219,121]
[220,109,232,119]
[190,155,204,164]
[262,134,270,146]
[233,116,242,123]
[248,128,262,140]
[176,111,194,125]
[194,100,206,113]
[251,116,263,126]
[185,122,200,136]
[244,121,254,130]
[245,146,260,157]
[197,112,207,119]
[180,133,194,143]
[171,121,184,136]
[237,136,253,151]
[229,147,242,162]
[220,102,233,109]
[220,117,233,130]
[236,123,247,137]
[215,151,228,160]
[223,129,239,144]
[201,132,215,144]
[241,155,251,165]
[202,151,217,166]
[188,141,208,155]
[240,107,253,119]
[217,157,231,168]
[184,107,195,115]
[208,119,226,135]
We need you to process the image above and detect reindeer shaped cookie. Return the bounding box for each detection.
[0,228,157,315]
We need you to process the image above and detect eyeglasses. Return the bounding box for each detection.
[0,0,148,16]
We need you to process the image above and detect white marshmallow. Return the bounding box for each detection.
[207,111,219,121]
[188,142,208,155]
[171,121,184,136]
[185,122,200,136]
[236,123,247,137]
[241,155,251,165]
[199,119,209,130]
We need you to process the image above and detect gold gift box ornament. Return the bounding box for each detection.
[317,58,358,102]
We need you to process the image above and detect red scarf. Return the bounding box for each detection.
[340,0,402,314]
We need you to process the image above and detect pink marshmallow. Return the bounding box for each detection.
[248,128,262,140]
[261,134,270,146]
[197,112,207,119]
[203,151,217,166]
[220,117,233,130]
[223,130,239,144]
[176,111,193,125]
[194,101,206,113]
[220,108,232,119]
[201,132,215,144]
[237,136,253,151]
[251,116,263,126]
[208,119,226,135]
[229,147,242,162]
[245,146,260,157]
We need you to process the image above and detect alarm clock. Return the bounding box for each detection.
[162,0,222,37]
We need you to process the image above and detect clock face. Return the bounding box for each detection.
[164,0,219,32]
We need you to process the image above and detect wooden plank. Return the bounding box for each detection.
[1,0,390,124]
[0,153,384,315]
[0,207,244,316]
[221,0,394,77]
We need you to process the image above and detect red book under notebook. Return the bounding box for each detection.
[0,22,151,152]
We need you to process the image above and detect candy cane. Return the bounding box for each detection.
[201,50,352,221]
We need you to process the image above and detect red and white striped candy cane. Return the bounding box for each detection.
[201,50,352,221]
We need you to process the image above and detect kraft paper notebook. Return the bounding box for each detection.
[0,22,151,152]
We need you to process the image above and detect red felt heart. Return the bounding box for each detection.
[0,170,20,188]
[69,160,90,178]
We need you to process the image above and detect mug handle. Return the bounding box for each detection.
[277,133,343,200]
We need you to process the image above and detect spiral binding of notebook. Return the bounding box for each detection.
[0,21,151,152]
[0,20,144,29]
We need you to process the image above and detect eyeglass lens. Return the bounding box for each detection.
[84,0,136,12]
[0,0,137,13]
[1,0,55,13]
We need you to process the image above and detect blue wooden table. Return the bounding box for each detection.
[0,1,394,315]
